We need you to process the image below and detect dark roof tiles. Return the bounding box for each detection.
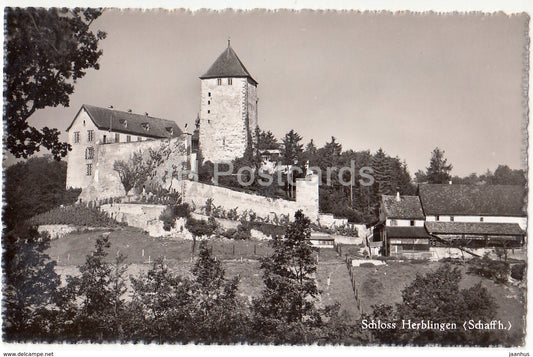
[382,195,425,220]
[67,105,182,139]
[418,184,526,217]
[425,222,525,236]
[200,45,257,85]
[385,226,431,239]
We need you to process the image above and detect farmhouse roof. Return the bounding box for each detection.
[425,222,525,236]
[418,184,526,217]
[382,195,425,220]
[67,105,183,139]
[200,43,257,85]
[385,226,431,239]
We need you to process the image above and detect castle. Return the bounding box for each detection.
[66,41,257,190]
[65,42,321,222]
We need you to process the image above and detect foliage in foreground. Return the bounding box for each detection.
[2,213,524,346]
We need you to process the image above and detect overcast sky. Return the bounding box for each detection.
[22,9,528,176]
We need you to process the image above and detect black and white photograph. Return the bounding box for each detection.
[1,1,530,353]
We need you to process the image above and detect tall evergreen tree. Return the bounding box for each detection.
[426,147,453,184]
[281,129,304,165]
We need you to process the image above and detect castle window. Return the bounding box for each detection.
[86,163,93,176]
[127,135,131,142]
[115,133,120,142]
[85,147,94,160]
[227,78,232,85]
[217,78,222,85]
[74,132,80,143]
[87,130,95,142]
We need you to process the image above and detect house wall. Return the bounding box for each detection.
[67,108,156,189]
[79,135,190,202]
[66,109,101,189]
[386,218,425,227]
[425,215,526,229]
[199,77,256,163]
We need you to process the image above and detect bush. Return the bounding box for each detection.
[28,205,122,227]
[159,203,191,231]
[467,256,510,283]
[510,262,526,281]
[234,223,251,240]
[359,262,376,268]
[220,228,237,239]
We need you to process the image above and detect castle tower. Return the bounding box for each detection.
[198,41,258,163]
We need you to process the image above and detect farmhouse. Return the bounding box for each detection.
[371,184,526,258]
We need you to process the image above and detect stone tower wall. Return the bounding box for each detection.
[199,77,257,162]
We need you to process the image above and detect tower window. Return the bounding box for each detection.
[227,78,232,85]
[74,132,80,143]
[217,78,222,85]
[85,147,94,160]
[86,163,93,176]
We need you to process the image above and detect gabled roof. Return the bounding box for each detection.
[425,222,525,236]
[66,105,183,139]
[200,44,257,85]
[382,195,425,220]
[418,184,527,217]
[385,226,431,239]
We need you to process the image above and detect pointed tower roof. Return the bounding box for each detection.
[200,41,257,85]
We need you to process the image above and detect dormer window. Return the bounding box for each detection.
[120,119,128,128]
[165,127,174,135]
[141,123,150,131]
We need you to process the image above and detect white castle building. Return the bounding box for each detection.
[66,42,258,190]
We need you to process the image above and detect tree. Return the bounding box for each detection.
[128,257,193,342]
[113,151,152,195]
[65,236,128,341]
[257,129,279,150]
[371,148,394,195]
[3,156,80,231]
[3,225,62,341]
[425,147,453,184]
[281,129,304,165]
[368,264,499,345]
[254,211,318,325]
[189,243,249,342]
[5,8,106,160]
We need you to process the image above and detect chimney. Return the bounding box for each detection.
[144,112,149,116]
[127,109,132,113]
[108,105,114,109]
[396,191,401,202]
